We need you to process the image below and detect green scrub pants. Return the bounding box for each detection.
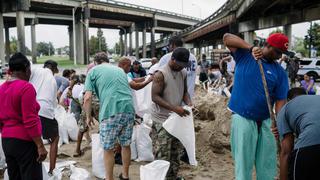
[231,114,277,180]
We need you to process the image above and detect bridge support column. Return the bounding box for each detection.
[244,31,254,45]
[5,27,10,62]
[119,33,124,56]
[283,24,292,49]
[0,13,5,67]
[16,11,26,54]
[151,27,155,57]
[129,29,133,56]
[31,19,37,63]
[142,26,146,58]
[135,26,139,59]
[75,19,84,64]
[68,26,74,60]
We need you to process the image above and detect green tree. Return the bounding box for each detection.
[304,22,320,57]
[293,37,308,57]
[89,29,108,55]
[113,42,121,55]
[10,37,31,55]
[37,42,55,56]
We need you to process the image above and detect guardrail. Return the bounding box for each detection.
[92,0,201,21]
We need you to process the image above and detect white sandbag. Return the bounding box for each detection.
[4,164,52,180]
[134,81,153,117]
[315,86,320,95]
[162,106,198,166]
[70,165,90,180]
[136,123,154,162]
[55,105,70,146]
[65,113,79,141]
[140,160,170,180]
[143,113,153,128]
[130,126,138,160]
[91,134,105,179]
[0,134,6,169]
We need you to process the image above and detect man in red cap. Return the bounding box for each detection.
[223,33,289,180]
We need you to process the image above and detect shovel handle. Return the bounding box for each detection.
[257,60,280,147]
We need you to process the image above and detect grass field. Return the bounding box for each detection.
[36,56,86,68]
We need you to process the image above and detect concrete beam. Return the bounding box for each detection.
[154,14,197,26]
[16,11,26,54]
[75,18,84,64]
[236,0,258,18]
[154,26,180,32]
[124,33,128,55]
[129,29,133,56]
[89,18,132,28]
[0,13,5,66]
[89,3,153,18]
[4,12,72,21]
[183,14,236,42]
[238,5,320,32]
[30,0,81,7]
[31,19,37,63]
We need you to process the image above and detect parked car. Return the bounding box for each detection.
[297,58,320,80]
[139,58,152,69]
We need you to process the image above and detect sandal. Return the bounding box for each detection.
[73,150,84,157]
[119,173,129,180]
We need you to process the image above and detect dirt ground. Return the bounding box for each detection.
[42,85,235,180]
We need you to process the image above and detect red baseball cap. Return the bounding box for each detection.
[266,33,289,54]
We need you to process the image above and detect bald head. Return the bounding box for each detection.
[118,57,132,74]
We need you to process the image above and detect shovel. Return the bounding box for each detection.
[257,59,280,149]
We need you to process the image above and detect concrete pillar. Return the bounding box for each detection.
[124,33,128,55]
[31,19,37,63]
[142,26,146,58]
[119,33,123,56]
[75,19,84,64]
[16,11,26,54]
[5,27,10,62]
[0,13,5,67]
[151,27,155,57]
[68,26,74,60]
[129,30,132,56]
[283,25,292,49]
[135,27,139,59]
[83,7,90,65]
[244,31,254,45]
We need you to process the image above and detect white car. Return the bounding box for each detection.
[139,58,152,69]
[297,58,320,79]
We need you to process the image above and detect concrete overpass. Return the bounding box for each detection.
[0,0,200,64]
[140,0,320,58]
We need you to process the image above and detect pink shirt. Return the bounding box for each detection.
[0,80,42,141]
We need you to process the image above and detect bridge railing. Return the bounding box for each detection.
[91,0,201,21]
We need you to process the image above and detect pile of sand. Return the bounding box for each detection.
[193,86,232,156]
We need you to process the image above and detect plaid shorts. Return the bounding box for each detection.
[99,113,134,150]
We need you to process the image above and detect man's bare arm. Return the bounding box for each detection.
[280,133,294,180]
[275,99,287,115]
[152,71,175,112]
[223,33,252,53]
[130,76,153,90]
[183,77,192,106]
[83,91,93,126]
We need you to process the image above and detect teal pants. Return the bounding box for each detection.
[231,114,277,180]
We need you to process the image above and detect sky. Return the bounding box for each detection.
[7,0,313,50]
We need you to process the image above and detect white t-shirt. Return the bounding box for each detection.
[148,63,160,75]
[227,57,236,73]
[30,67,58,119]
[158,52,198,99]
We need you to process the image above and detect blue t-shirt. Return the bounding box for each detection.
[228,48,289,121]
[277,95,320,149]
